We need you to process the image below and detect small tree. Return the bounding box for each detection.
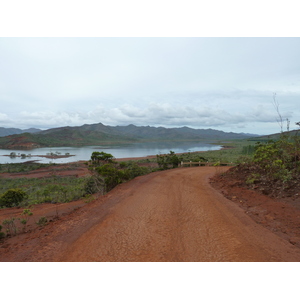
[96,164,124,192]
[156,151,179,169]
[166,151,180,168]
[91,151,114,166]
[20,209,33,232]
[0,188,28,208]
[88,152,116,193]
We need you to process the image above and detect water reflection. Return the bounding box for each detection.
[0,142,221,164]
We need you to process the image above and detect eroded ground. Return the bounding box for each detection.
[210,167,300,248]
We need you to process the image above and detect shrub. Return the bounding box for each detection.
[36,216,48,226]
[96,164,124,191]
[88,152,154,193]
[20,209,33,231]
[253,135,300,182]
[246,173,261,185]
[156,151,180,170]
[0,188,28,208]
[84,176,105,195]
[2,217,17,236]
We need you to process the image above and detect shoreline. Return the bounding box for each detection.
[1,146,226,164]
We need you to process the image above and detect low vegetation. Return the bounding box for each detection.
[0,176,89,208]
[0,208,34,238]
[87,151,157,193]
[155,140,256,166]
[221,131,300,198]
[0,162,46,173]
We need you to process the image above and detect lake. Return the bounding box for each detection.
[0,141,222,164]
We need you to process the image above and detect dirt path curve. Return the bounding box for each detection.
[2,167,300,261]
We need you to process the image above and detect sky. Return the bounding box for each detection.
[1,4,300,136]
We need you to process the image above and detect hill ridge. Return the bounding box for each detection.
[0,123,260,149]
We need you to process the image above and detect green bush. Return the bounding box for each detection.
[96,164,125,191]
[253,135,300,182]
[234,134,300,190]
[0,188,28,208]
[88,152,154,193]
[84,176,105,195]
[156,151,180,169]
[245,173,261,185]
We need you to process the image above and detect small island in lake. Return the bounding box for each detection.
[4,151,75,160]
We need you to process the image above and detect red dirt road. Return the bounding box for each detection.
[1,167,300,261]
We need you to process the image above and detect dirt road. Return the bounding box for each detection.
[1,167,300,261]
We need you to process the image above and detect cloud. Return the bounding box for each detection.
[0,113,10,123]
[1,85,297,135]
[1,38,300,134]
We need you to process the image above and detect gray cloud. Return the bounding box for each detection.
[9,94,294,135]
[1,37,300,134]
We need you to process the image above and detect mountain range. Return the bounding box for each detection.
[0,123,259,149]
[0,127,41,137]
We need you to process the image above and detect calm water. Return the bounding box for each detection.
[0,142,221,164]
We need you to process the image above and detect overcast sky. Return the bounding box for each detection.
[1,37,300,135]
[1,0,300,137]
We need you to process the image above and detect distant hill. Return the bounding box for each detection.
[248,129,300,142]
[0,127,41,137]
[115,124,258,140]
[0,123,260,149]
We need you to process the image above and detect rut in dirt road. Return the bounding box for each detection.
[55,167,300,262]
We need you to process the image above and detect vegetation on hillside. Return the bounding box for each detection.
[0,162,47,173]
[0,176,90,208]
[221,129,300,198]
[0,122,258,149]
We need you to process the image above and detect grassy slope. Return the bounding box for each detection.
[0,130,137,148]
[248,129,300,142]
